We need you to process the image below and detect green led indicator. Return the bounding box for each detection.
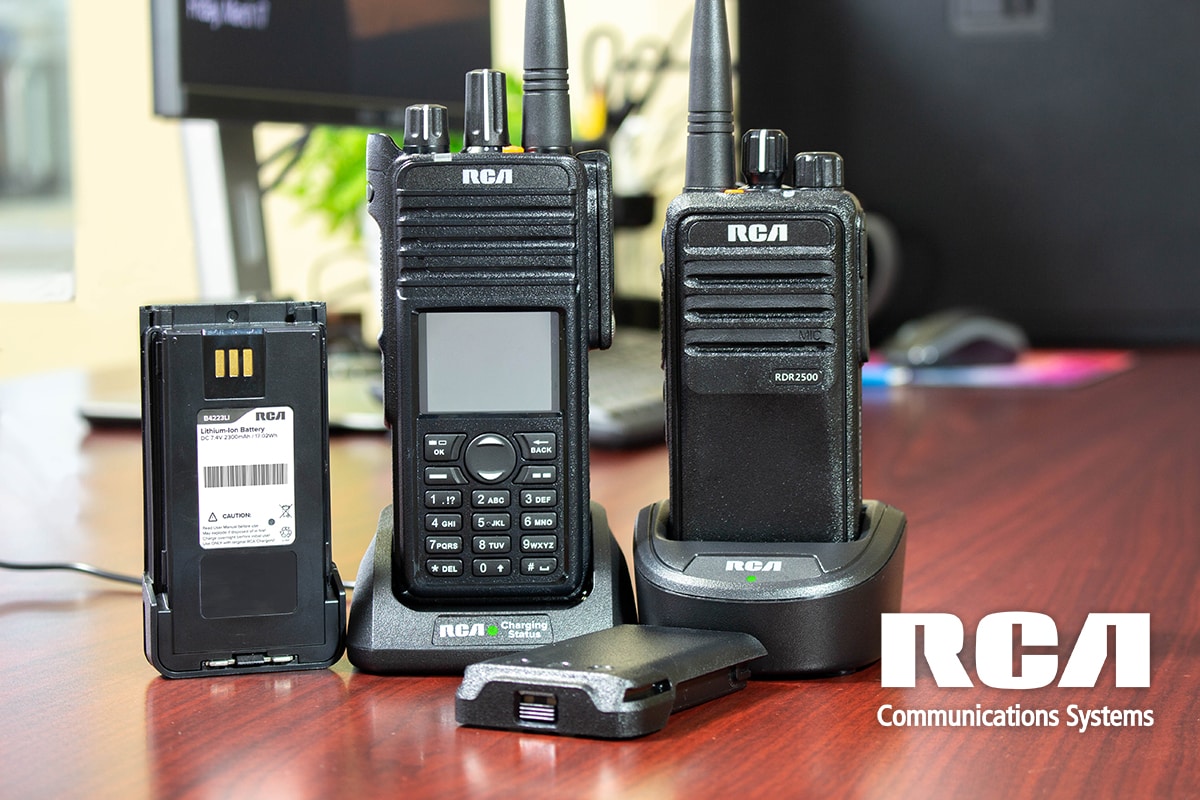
[486,625,499,637]
[746,575,757,583]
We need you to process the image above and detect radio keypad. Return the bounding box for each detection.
[515,433,557,460]
[424,434,465,461]
[420,428,562,581]
[425,535,463,553]
[514,465,556,484]
[473,513,511,531]
[427,559,464,576]
[473,535,511,553]
[473,558,512,577]
[472,490,510,507]
[519,534,556,553]
[424,466,467,485]
[521,557,558,575]
[520,512,557,531]
[425,514,463,532]
[520,489,557,507]
[425,490,462,509]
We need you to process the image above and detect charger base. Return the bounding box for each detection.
[633,499,906,676]
[348,502,635,673]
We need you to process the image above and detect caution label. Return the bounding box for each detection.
[196,406,296,549]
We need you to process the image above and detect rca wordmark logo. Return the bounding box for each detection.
[462,168,514,185]
[881,612,1150,688]
[727,223,788,243]
[876,613,1154,733]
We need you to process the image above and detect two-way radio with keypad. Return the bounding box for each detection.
[347,0,632,673]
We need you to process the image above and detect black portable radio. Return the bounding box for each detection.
[661,0,867,544]
[368,0,613,603]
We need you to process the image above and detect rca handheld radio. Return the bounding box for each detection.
[348,0,630,672]
[664,1,866,544]
[633,0,906,675]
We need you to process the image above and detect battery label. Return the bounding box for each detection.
[196,406,296,550]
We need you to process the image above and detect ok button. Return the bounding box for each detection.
[464,433,517,484]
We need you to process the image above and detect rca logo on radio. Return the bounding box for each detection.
[462,168,514,185]
[881,612,1150,688]
[255,411,286,421]
[725,560,783,572]
[439,622,488,638]
[727,223,788,243]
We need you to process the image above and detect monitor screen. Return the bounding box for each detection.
[151,0,492,127]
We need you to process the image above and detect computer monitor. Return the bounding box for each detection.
[150,0,492,295]
[738,0,1200,345]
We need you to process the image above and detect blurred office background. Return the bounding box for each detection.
[0,0,708,377]
[2,0,1197,379]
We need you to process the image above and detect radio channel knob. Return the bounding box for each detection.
[464,69,510,152]
[794,152,845,189]
[742,129,788,188]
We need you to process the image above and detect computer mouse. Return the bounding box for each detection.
[882,309,1028,367]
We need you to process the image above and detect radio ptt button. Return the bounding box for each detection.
[464,433,517,483]
[424,433,465,461]
[515,432,557,460]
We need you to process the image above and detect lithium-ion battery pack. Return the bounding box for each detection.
[141,302,345,678]
[456,625,766,738]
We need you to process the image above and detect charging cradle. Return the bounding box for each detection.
[633,499,906,676]
[348,502,635,673]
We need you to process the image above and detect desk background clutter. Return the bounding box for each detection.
[1,351,1197,797]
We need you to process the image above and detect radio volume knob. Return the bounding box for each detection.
[402,104,450,154]
[794,152,845,189]
[741,129,788,188]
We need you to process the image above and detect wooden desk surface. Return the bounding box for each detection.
[1,352,1197,798]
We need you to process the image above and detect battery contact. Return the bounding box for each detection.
[201,654,296,669]
[212,348,256,379]
[516,691,559,725]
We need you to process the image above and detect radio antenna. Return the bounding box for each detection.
[522,0,572,154]
[683,0,735,191]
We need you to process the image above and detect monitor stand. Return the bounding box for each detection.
[180,119,272,299]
